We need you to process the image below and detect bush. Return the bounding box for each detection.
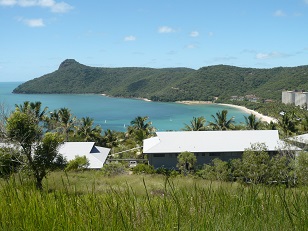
[241,143,271,184]
[101,162,126,176]
[155,166,179,177]
[197,158,231,181]
[0,147,22,178]
[132,164,154,175]
[295,151,308,185]
[65,156,89,171]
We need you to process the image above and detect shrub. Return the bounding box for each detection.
[177,151,197,175]
[132,164,154,175]
[101,162,126,176]
[241,143,271,184]
[154,166,179,177]
[295,151,308,185]
[65,155,89,171]
[197,158,231,181]
[0,147,22,178]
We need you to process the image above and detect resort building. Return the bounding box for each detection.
[59,142,110,169]
[143,130,293,169]
[282,90,308,108]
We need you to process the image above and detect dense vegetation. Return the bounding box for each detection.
[0,173,307,230]
[13,59,308,101]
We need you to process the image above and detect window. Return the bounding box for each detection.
[209,153,220,157]
[154,154,165,157]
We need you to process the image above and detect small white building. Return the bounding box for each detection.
[287,133,308,150]
[143,130,292,169]
[59,142,110,169]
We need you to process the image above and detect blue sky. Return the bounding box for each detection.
[1,0,308,81]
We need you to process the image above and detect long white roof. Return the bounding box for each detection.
[143,130,285,153]
[58,142,110,169]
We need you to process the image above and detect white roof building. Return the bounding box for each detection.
[144,130,284,154]
[143,130,295,169]
[288,133,308,144]
[287,133,308,150]
[59,142,110,169]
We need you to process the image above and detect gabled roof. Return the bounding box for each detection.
[58,142,110,169]
[288,133,308,144]
[143,130,285,154]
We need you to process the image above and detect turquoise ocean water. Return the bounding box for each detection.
[0,82,249,131]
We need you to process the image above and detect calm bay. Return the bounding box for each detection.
[0,82,249,131]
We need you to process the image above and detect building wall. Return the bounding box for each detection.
[282,91,295,104]
[147,152,243,169]
[295,92,308,107]
[282,91,308,108]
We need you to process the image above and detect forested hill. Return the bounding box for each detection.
[13,59,308,101]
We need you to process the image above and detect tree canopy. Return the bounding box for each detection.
[13,59,308,102]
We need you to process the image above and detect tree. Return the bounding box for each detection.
[244,113,261,130]
[129,116,154,136]
[183,116,207,131]
[6,103,63,189]
[198,158,231,181]
[240,143,271,184]
[177,151,197,175]
[15,101,48,122]
[65,155,89,171]
[49,108,76,141]
[278,111,298,137]
[209,110,235,130]
[102,129,118,148]
[76,117,102,143]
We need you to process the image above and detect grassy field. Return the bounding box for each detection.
[0,171,307,230]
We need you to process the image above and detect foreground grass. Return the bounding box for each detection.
[0,171,307,230]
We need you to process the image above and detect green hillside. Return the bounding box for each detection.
[13,59,308,101]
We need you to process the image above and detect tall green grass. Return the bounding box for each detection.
[0,172,307,230]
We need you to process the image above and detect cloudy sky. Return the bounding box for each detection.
[1,0,308,81]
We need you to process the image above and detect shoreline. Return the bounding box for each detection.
[175,100,277,123]
[217,103,277,123]
[100,96,277,123]
[101,94,152,102]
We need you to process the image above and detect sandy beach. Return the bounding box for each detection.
[176,100,213,105]
[176,100,277,123]
[217,103,277,123]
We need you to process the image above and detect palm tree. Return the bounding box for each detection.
[244,113,261,130]
[102,129,118,148]
[209,110,235,130]
[15,101,48,123]
[183,116,207,131]
[77,117,102,142]
[58,108,76,141]
[129,116,154,136]
[278,112,298,137]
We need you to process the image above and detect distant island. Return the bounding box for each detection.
[13,59,308,102]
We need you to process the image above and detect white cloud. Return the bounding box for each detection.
[124,35,136,41]
[304,0,308,5]
[274,9,286,17]
[208,31,214,37]
[190,31,199,37]
[0,0,16,6]
[158,26,175,33]
[186,44,196,49]
[50,2,73,13]
[0,0,73,13]
[18,17,45,27]
[255,51,287,59]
